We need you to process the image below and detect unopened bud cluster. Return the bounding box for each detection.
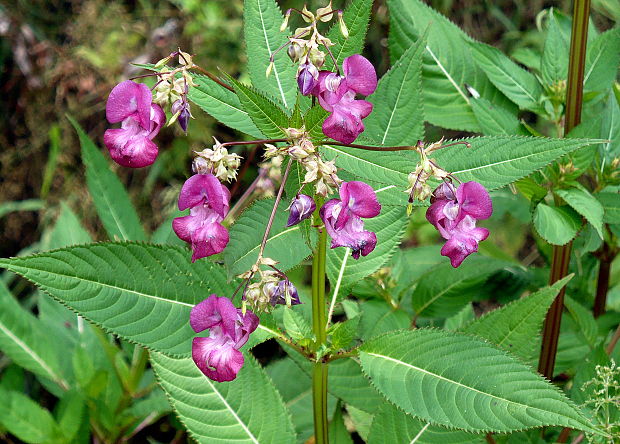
[405,139,452,203]
[256,155,284,197]
[239,257,300,313]
[193,138,242,182]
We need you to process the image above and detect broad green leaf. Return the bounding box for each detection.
[358,300,409,340]
[359,329,597,433]
[471,96,525,136]
[365,31,425,145]
[460,277,571,361]
[596,192,620,224]
[541,12,569,87]
[304,105,329,140]
[390,245,443,299]
[224,199,314,278]
[533,203,582,245]
[388,0,515,132]
[0,280,69,390]
[367,403,485,444]
[564,296,599,348]
[584,28,620,93]
[283,307,315,346]
[228,77,288,138]
[151,352,296,444]
[0,243,237,356]
[0,388,63,444]
[412,257,511,318]
[329,315,359,349]
[69,117,146,241]
[600,92,620,162]
[325,0,374,70]
[189,73,262,138]
[244,0,297,108]
[556,188,604,239]
[469,42,543,111]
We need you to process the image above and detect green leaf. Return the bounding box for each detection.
[471,95,525,136]
[224,199,313,278]
[69,117,146,241]
[460,277,571,361]
[228,77,288,138]
[329,316,359,350]
[55,390,86,443]
[283,307,315,347]
[469,42,543,111]
[304,105,329,140]
[358,301,409,340]
[556,188,604,239]
[244,0,297,109]
[329,402,354,444]
[600,92,620,162]
[388,0,516,132]
[564,296,599,348]
[0,199,44,219]
[367,402,485,444]
[541,12,569,87]
[0,280,69,390]
[188,73,262,138]
[0,388,63,444]
[596,192,620,224]
[364,30,425,145]
[584,28,620,94]
[45,202,92,249]
[533,203,582,245]
[0,243,237,356]
[151,352,296,444]
[359,329,597,433]
[325,0,374,70]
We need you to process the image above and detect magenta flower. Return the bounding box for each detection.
[173,174,231,262]
[104,80,165,168]
[320,181,381,259]
[287,194,316,227]
[297,62,320,96]
[426,181,493,267]
[313,55,377,144]
[190,295,259,382]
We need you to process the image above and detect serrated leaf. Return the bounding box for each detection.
[69,117,146,241]
[533,203,582,245]
[224,199,314,278]
[359,329,597,433]
[596,192,620,224]
[304,105,329,140]
[228,77,288,138]
[471,96,525,135]
[541,12,569,86]
[151,352,295,444]
[0,243,238,356]
[358,300,409,340]
[556,188,604,239]
[283,308,315,346]
[0,388,63,444]
[329,316,359,350]
[325,0,374,70]
[188,73,262,138]
[584,28,620,93]
[469,42,543,111]
[367,402,485,444]
[600,92,620,162]
[564,296,598,348]
[365,31,425,145]
[244,0,297,109]
[460,277,571,361]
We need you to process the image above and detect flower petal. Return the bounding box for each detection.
[191,222,230,261]
[340,181,381,219]
[104,127,158,168]
[322,106,364,144]
[148,104,166,139]
[342,54,377,96]
[178,174,227,214]
[456,181,493,220]
[192,337,244,382]
[106,80,152,128]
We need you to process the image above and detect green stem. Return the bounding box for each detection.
[537,0,590,380]
[312,211,329,444]
[128,347,149,395]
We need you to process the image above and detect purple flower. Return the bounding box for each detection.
[287,194,316,227]
[173,174,231,262]
[297,62,320,96]
[320,181,381,259]
[426,181,493,267]
[266,280,301,307]
[104,80,165,168]
[171,99,191,132]
[313,55,377,144]
[190,295,259,382]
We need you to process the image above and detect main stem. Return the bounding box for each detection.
[312,208,329,444]
[537,0,590,380]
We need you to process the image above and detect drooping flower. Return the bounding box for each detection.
[173,174,230,262]
[265,279,301,307]
[190,295,259,382]
[171,98,192,132]
[287,194,316,227]
[104,80,165,168]
[320,181,381,259]
[426,181,493,267]
[297,62,320,96]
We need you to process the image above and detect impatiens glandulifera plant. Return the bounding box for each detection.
[0,0,618,443]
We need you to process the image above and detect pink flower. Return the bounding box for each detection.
[173,174,231,262]
[313,55,377,144]
[320,181,381,259]
[190,295,259,382]
[287,194,316,227]
[426,182,493,267]
[104,80,165,168]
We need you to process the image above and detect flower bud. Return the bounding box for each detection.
[280,9,291,32]
[192,157,211,174]
[287,42,304,63]
[287,194,316,227]
[317,1,334,21]
[266,61,274,78]
[297,62,319,96]
[268,280,301,307]
[308,49,326,68]
[301,5,314,23]
[431,182,456,202]
[171,99,191,132]
[338,11,349,38]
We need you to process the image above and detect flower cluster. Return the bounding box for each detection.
[193,139,243,183]
[426,181,493,267]
[190,295,259,382]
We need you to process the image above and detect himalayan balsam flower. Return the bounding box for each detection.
[266,279,301,307]
[104,80,165,168]
[173,174,230,262]
[320,181,381,259]
[312,55,377,144]
[190,295,259,382]
[287,194,316,227]
[426,181,493,267]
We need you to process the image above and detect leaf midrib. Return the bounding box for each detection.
[257,0,288,108]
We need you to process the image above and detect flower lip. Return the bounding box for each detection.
[106,80,153,128]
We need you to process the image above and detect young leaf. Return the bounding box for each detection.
[596,192,620,223]
[69,117,146,241]
[533,203,582,245]
[304,105,329,140]
[470,95,526,136]
[283,308,315,347]
[0,243,237,356]
[556,188,604,239]
[151,352,296,444]
[364,30,426,145]
[359,329,597,433]
[325,0,374,70]
[584,28,620,94]
[541,12,569,87]
[244,0,297,109]
[329,316,359,350]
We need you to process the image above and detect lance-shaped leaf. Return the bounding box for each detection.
[325,0,374,70]
[471,95,525,136]
[0,388,64,443]
[244,0,297,109]
[0,243,237,356]
[359,329,598,433]
[151,352,295,444]
[541,12,569,87]
[69,117,146,241]
[600,93,620,162]
[584,28,620,94]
